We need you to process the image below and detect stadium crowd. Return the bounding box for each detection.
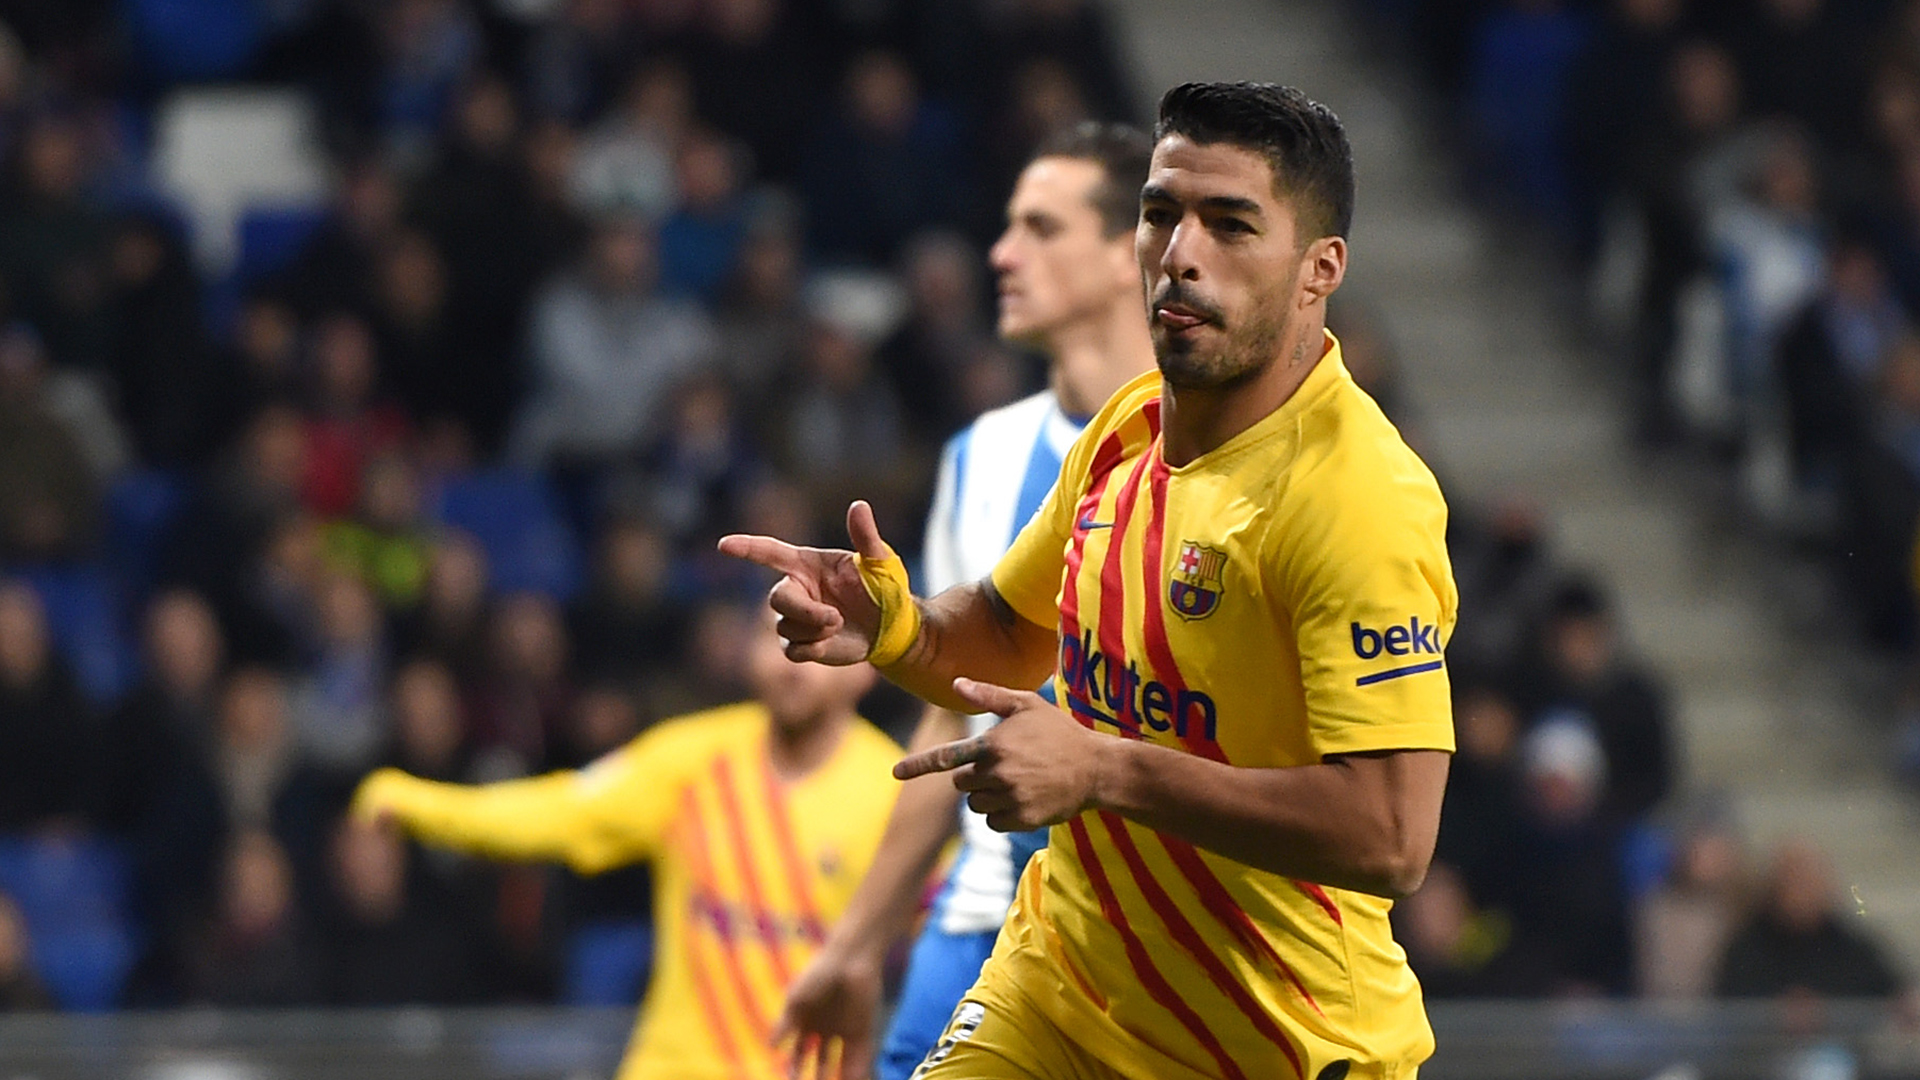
[0,0,1903,1018]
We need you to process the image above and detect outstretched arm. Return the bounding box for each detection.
[718,501,1056,711]
[898,679,1450,899]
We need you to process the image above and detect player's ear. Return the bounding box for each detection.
[1299,235,1346,305]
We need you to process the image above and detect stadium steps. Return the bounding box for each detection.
[1107,0,1920,971]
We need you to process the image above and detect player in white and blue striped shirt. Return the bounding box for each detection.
[775,122,1157,1080]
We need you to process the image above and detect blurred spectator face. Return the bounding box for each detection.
[846,53,917,138]
[706,0,777,44]
[339,160,402,240]
[667,376,736,451]
[310,315,380,411]
[598,518,670,603]
[622,62,694,143]
[524,120,580,203]
[145,590,225,699]
[0,583,48,689]
[21,116,86,201]
[220,668,291,753]
[1522,716,1606,826]
[1756,130,1818,215]
[262,511,325,592]
[1013,59,1091,144]
[903,233,980,328]
[391,659,465,771]
[675,132,741,214]
[222,830,296,940]
[242,405,309,492]
[455,74,518,155]
[359,454,422,532]
[735,228,801,308]
[1871,66,1920,156]
[989,156,1136,345]
[804,321,875,391]
[424,533,489,622]
[1882,336,1920,415]
[588,220,656,294]
[571,685,640,758]
[237,299,300,379]
[1674,821,1746,893]
[744,617,875,736]
[0,893,30,980]
[1619,0,1681,31]
[1671,44,1740,135]
[1767,841,1837,932]
[379,232,448,327]
[333,818,408,923]
[738,478,810,543]
[0,323,47,400]
[110,220,169,291]
[1549,612,1615,686]
[1455,686,1521,763]
[317,571,383,651]
[492,593,567,683]
[1829,242,1888,305]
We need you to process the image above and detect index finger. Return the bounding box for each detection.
[718,533,808,576]
[893,736,988,781]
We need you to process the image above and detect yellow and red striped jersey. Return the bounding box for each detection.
[986,331,1458,1079]
[362,705,901,1080]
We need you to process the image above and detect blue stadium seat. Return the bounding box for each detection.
[428,470,583,599]
[563,920,653,1006]
[15,564,135,706]
[104,468,191,607]
[0,836,138,1011]
[234,205,330,285]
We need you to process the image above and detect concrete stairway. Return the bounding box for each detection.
[1105,0,1920,971]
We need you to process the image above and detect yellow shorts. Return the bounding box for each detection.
[907,996,1123,1080]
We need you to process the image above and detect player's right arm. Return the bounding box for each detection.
[350,733,674,875]
[774,704,966,1078]
[718,501,1056,712]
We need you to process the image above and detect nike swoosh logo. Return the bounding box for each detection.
[1076,515,1114,531]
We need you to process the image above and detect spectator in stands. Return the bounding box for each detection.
[1564,0,1686,246]
[1435,680,1527,907]
[210,667,333,872]
[1502,717,1634,996]
[801,50,970,265]
[0,891,51,1011]
[1777,236,1904,498]
[0,581,95,831]
[1466,0,1591,226]
[1636,807,1749,999]
[319,814,490,1005]
[289,570,389,773]
[279,156,404,321]
[878,231,998,438]
[0,111,111,370]
[1516,576,1677,825]
[0,323,109,559]
[179,829,321,1007]
[379,658,472,783]
[1447,498,1560,676]
[204,297,303,463]
[566,513,684,687]
[368,230,461,439]
[1842,333,1920,644]
[508,214,718,470]
[567,61,684,223]
[322,453,433,613]
[393,532,491,682]
[657,128,752,302]
[1717,839,1907,999]
[631,375,767,547]
[466,592,573,777]
[523,0,646,124]
[685,0,825,185]
[978,0,1137,131]
[371,0,481,163]
[1724,0,1864,149]
[298,313,411,518]
[713,195,809,410]
[104,213,212,467]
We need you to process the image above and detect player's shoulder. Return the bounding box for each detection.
[1068,370,1161,464]
[1293,368,1441,505]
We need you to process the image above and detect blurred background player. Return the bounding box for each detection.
[350,620,900,1080]
[774,120,1154,1080]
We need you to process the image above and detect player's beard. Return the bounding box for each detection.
[1152,284,1294,392]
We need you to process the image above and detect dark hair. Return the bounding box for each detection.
[1154,82,1354,241]
[1034,121,1154,238]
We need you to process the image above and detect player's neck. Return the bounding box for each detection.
[1045,301,1155,419]
[766,711,852,782]
[1160,317,1329,468]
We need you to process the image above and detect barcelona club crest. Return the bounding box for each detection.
[1168,541,1227,621]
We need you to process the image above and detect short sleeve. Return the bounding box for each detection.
[1280,462,1458,758]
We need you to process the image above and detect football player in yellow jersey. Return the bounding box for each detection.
[348,621,902,1080]
[722,81,1454,1080]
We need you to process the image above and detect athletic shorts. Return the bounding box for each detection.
[907,994,1125,1080]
